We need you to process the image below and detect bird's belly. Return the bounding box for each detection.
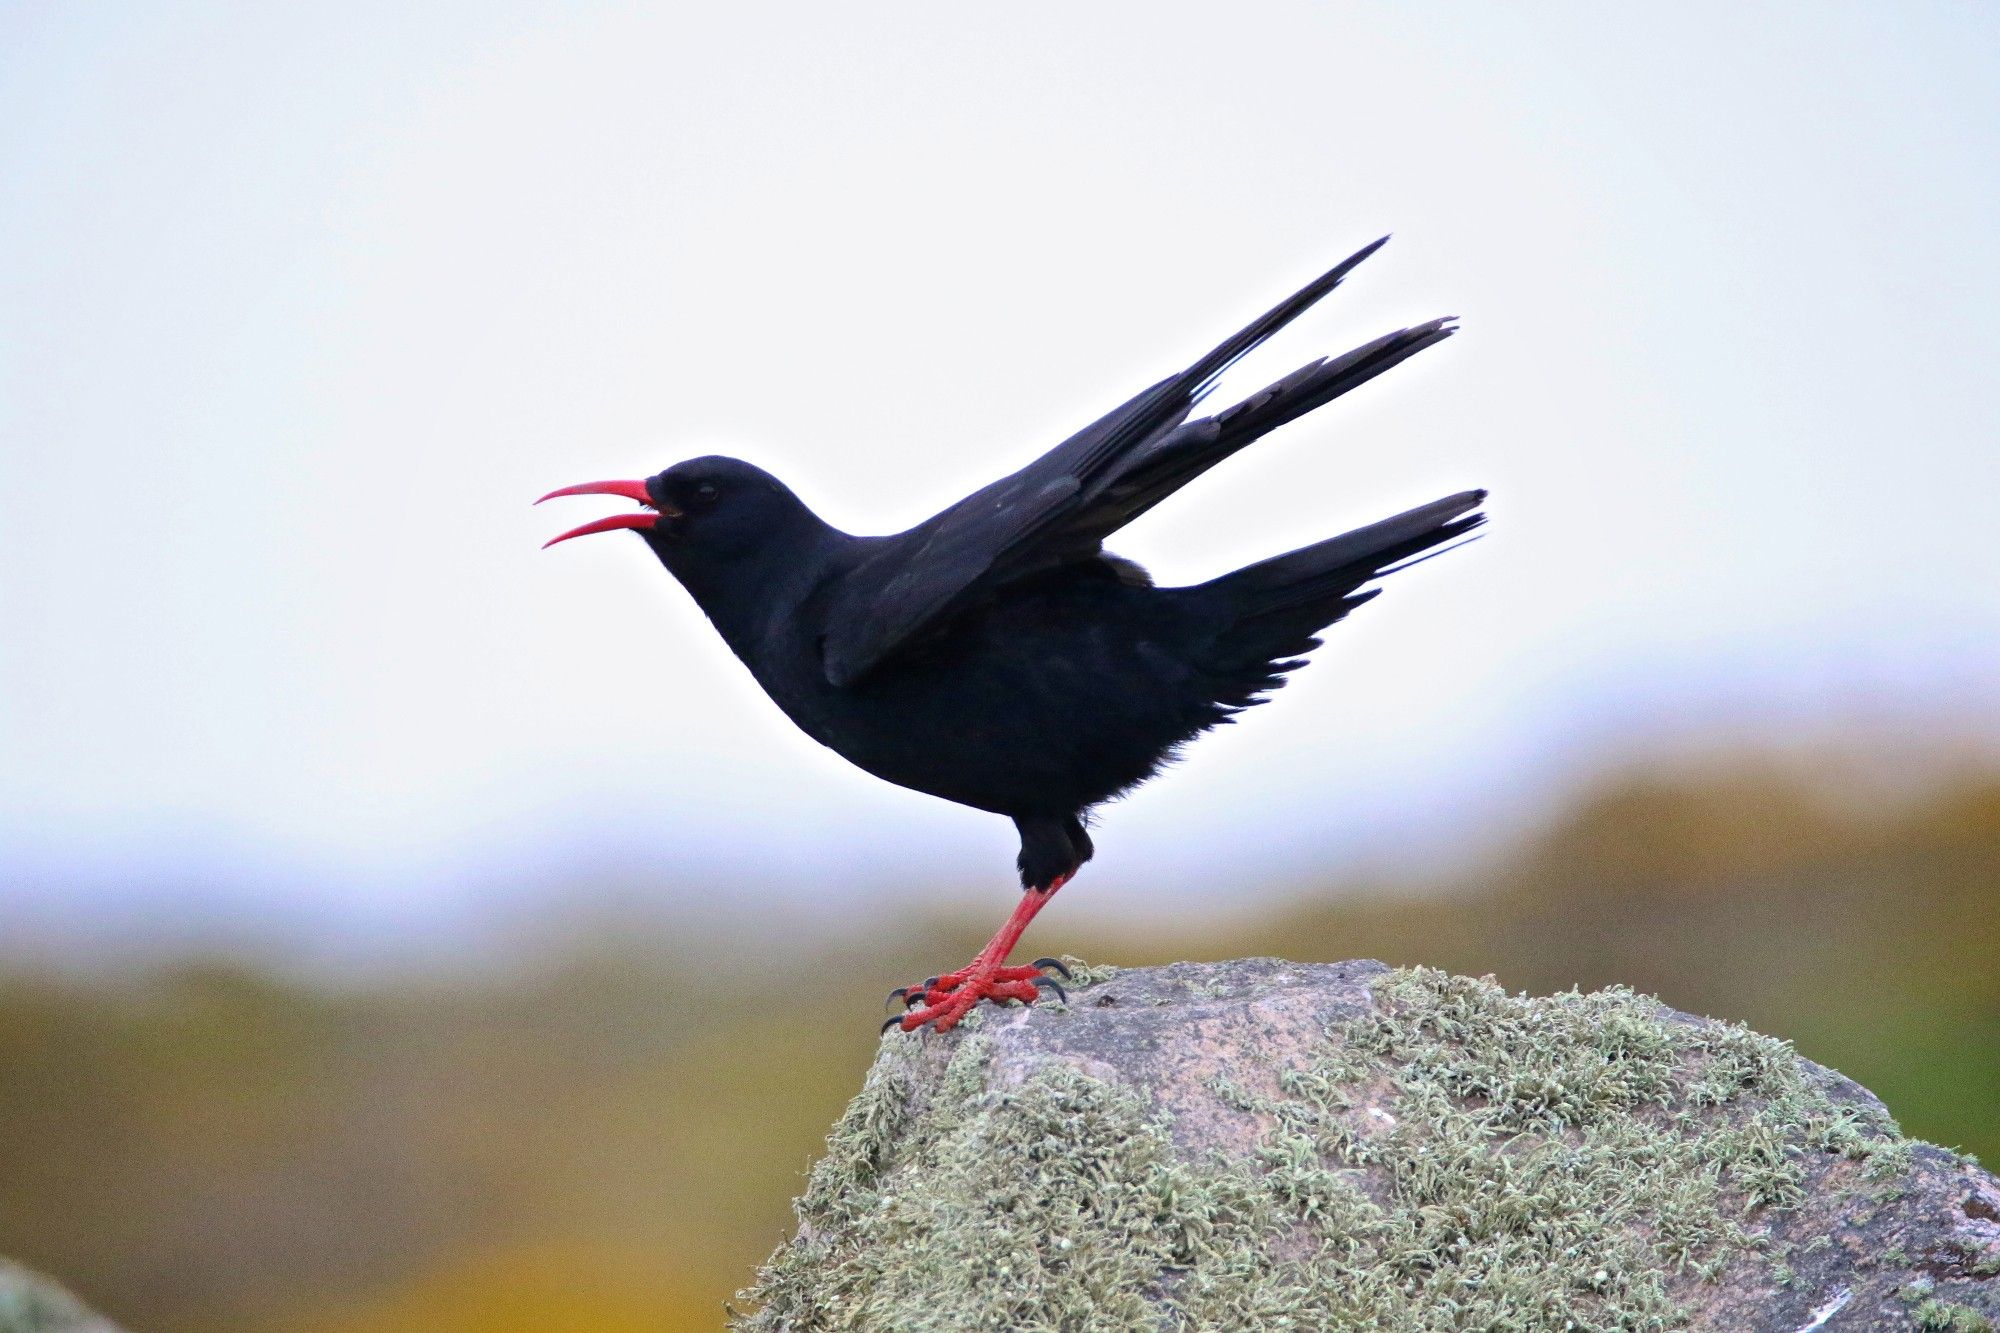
[814,697,1091,815]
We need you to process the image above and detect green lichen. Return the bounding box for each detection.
[1053,955,1120,988]
[737,1033,1272,1331]
[1914,1298,1996,1333]
[736,966,1917,1332]
[1903,1276,1998,1331]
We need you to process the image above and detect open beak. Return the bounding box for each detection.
[535,479,679,549]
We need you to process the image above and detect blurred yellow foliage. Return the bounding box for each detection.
[269,1243,717,1333]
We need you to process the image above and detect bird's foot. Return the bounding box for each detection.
[885,957,1070,1034]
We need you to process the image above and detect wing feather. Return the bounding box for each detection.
[820,237,1431,688]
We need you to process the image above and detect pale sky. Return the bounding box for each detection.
[4,3,1998,961]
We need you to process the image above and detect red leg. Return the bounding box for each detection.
[895,873,1071,1033]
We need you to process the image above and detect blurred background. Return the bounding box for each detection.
[3,3,1997,1329]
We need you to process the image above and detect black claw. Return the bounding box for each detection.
[1031,956,1073,979]
[882,1013,905,1033]
[1031,975,1068,1004]
[922,976,940,993]
[886,986,910,1010]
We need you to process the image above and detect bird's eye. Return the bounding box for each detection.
[694,481,720,504]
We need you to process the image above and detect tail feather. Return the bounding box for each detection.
[1194,489,1486,685]
[1211,488,1485,616]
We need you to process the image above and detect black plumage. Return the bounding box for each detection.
[539,237,1484,1031]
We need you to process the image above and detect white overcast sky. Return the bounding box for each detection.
[3,3,1997,960]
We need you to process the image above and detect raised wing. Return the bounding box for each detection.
[820,237,1450,688]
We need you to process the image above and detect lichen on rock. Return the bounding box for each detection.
[735,960,2000,1332]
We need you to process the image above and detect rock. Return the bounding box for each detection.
[735,959,2000,1332]
[0,1261,122,1333]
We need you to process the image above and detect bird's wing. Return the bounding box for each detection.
[820,236,1435,688]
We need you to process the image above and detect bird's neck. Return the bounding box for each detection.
[662,519,849,661]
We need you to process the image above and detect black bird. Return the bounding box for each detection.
[539,237,1484,1032]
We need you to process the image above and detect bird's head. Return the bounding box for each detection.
[538,455,833,591]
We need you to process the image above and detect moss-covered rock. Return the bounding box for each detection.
[735,959,2000,1331]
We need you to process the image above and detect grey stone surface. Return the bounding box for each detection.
[0,1262,122,1333]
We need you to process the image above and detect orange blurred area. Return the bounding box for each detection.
[2,742,1996,1332]
[264,1244,717,1333]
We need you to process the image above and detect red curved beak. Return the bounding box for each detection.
[535,479,678,549]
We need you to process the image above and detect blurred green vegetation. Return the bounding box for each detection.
[1,749,1995,1332]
